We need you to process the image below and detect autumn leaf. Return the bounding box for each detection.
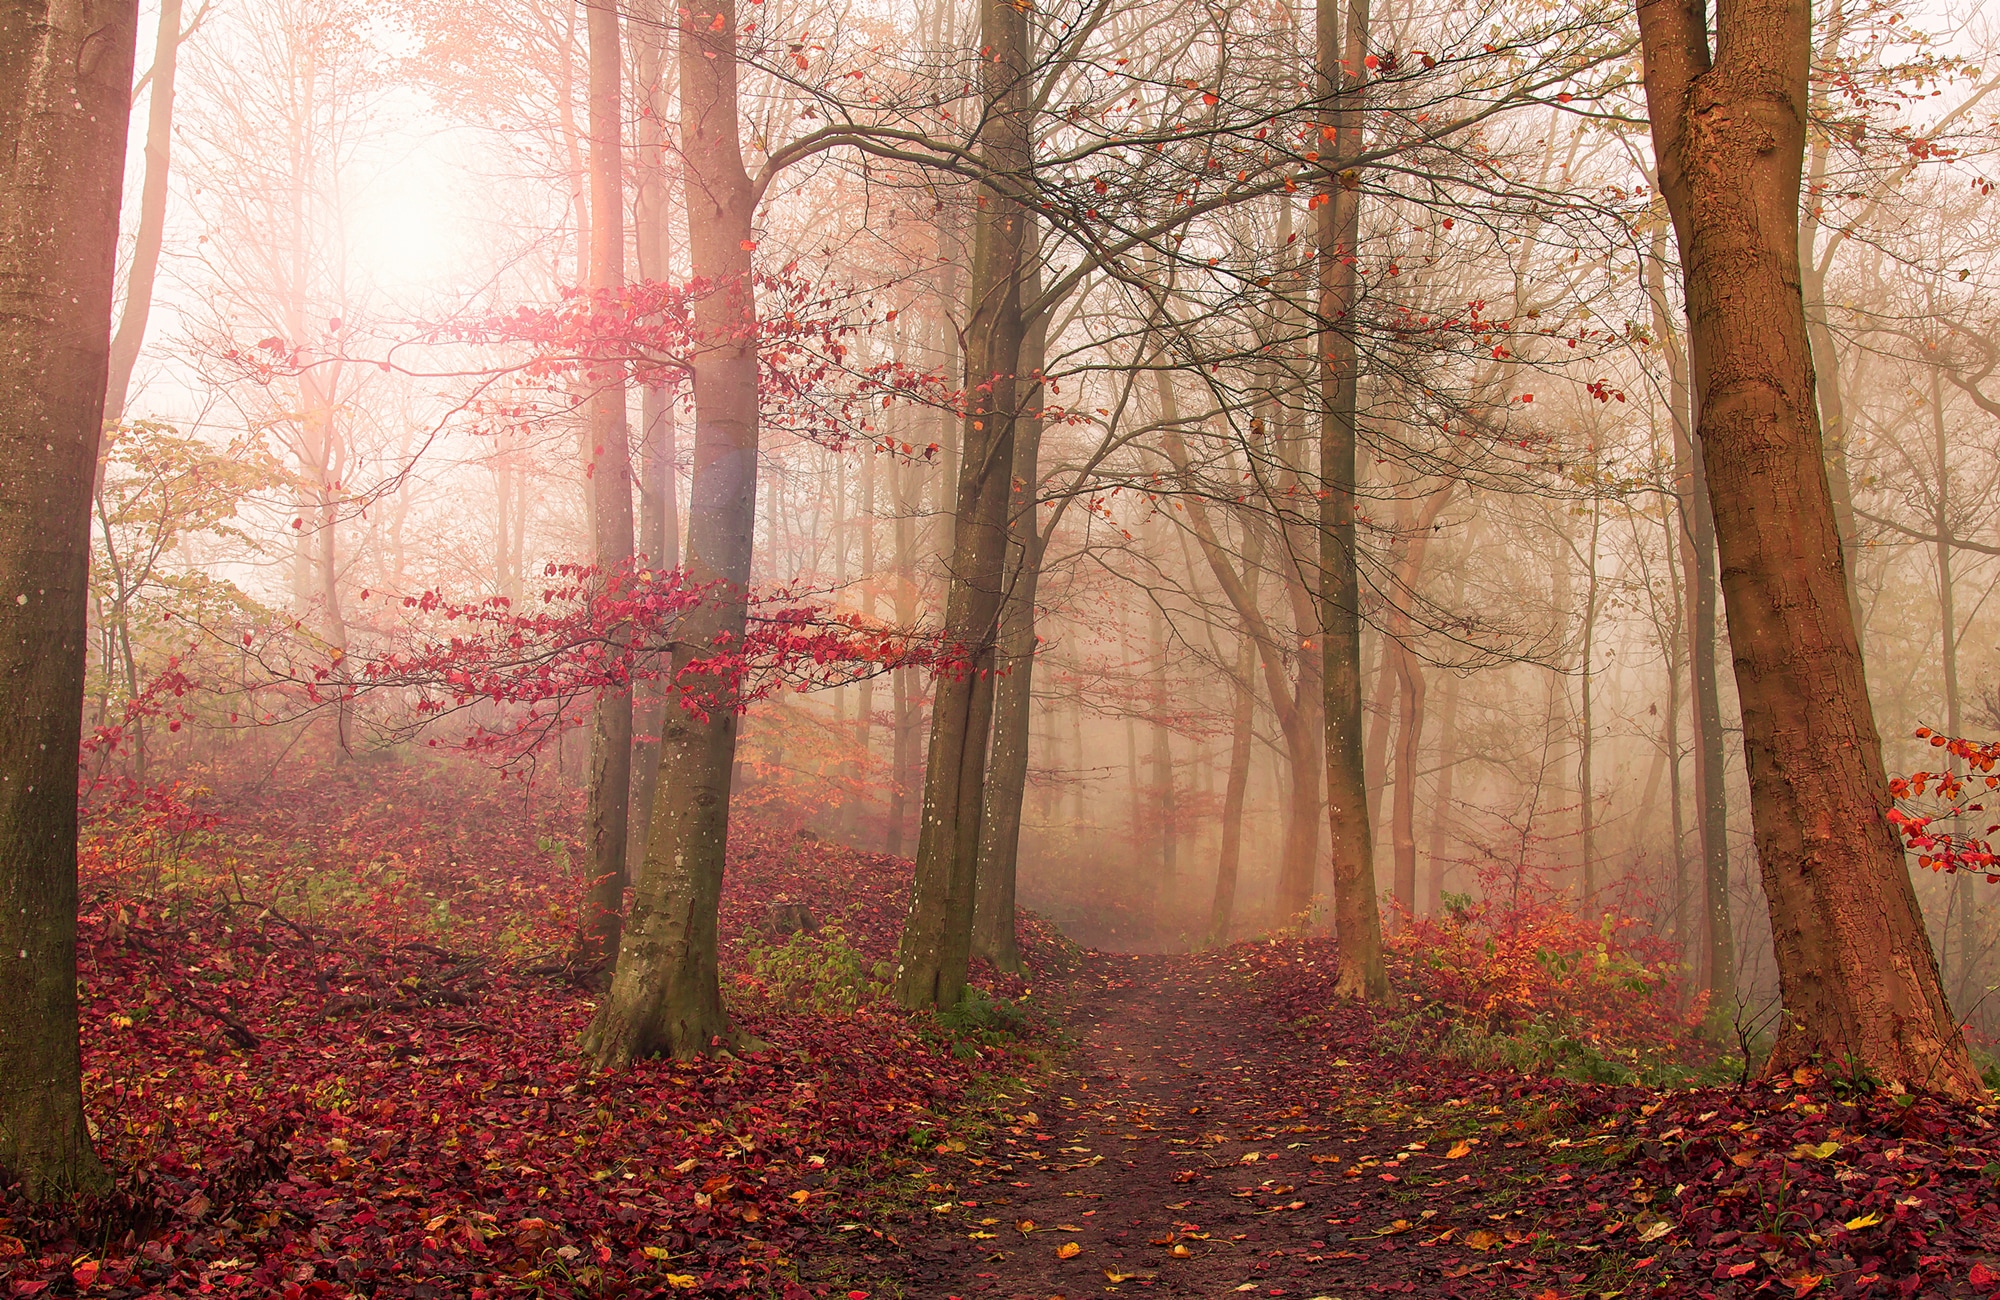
[1169,1243,1194,1257]
[1057,1242,1082,1259]
[1445,1139,1473,1158]
[664,1275,699,1290]
[1463,1229,1501,1251]
[1843,1211,1882,1230]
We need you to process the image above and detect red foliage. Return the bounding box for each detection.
[1,760,1049,1298]
[1385,897,1705,1060]
[1888,728,2000,879]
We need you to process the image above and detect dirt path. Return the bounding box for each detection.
[858,952,1555,1300]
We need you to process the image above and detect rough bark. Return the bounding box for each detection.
[577,0,635,970]
[0,0,139,1199]
[1318,0,1386,1001]
[1638,0,1979,1096]
[892,0,1030,1011]
[587,0,757,1064]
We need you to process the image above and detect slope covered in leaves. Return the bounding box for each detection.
[1,758,1058,1299]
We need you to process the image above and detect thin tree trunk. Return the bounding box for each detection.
[1579,491,1601,904]
[1647,216,1733,1005]
[972,267,1047,975]
[892,0,1030,1010]
[588,0,758,1064]
[1638,0,1979,1097]
[1318,0,1386,1000]
[0,0,137,1199]
[1423,671,1459,916]
[104,0,182,425]
[577,0,635,970]
[629,0,679,875]
[1211,635,1256,942]
[1930,367,1973,1008]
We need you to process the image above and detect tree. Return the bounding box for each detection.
[1637,0,1980,1096]
[105,0,203,425]
[587,0,760,1063]
[1318,0,1387,1001]
[0,0,139,1198]
[892,0,1033,1011]
[575,0,636,971]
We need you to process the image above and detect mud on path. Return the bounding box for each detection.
[844,952,1574,1300]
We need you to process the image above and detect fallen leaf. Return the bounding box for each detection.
[1636,1220,1673,1244]
[1057,1242,1081,1259]
[1464,1229,1501,1251]
[664,1276,698,1290]
[1843,1211,1881,1231]
[1445,1139,1472,1158]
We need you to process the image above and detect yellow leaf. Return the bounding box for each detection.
[1057,1242,1082,1259]
[665,1275,699,1291]
[968,1232,997,1240]
[1446,1140,1473,1159]
[1464,1229,1501,1251]
[790,1190,810,1204]
[1017,1219,1035,1233]
[1105,1271,1132,1283]
[1792,1141,1840,1160]
[1843,1211,1882,1231]
[643,1245,672,1260]
[1169,1243,1194,1258]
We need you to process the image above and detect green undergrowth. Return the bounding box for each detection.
[737,919,892,1013]
[1381,1004,1741,1089]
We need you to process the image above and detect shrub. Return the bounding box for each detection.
[1385,897,1706,1081]
[738,921,888,1012]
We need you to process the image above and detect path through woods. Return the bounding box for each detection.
[857,953,1570,1299]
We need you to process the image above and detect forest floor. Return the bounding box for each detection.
[815,952,2000,1300]
[6,759,2000,1299]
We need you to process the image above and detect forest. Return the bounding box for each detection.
[4,0,2000,1294]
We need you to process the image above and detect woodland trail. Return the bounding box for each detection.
[858,952,1552,1300]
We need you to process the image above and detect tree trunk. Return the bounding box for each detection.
[972,271,1047,976]
[629,0,679,876]
[104,0,182,425]
[1647,214,1733,1003]
[1390,641,1423,920]
[1638,0,1980,1097]
[1929,367,1974,1008]
[576,0,635,970]
[0,0,138,1199]
[1423,671,1459,916]
[587,0,758,1065]
[1211,635,1256,942]
[1579,493,1601,904]
[1318,0,1386,1001]
[892,0,1030,1011]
